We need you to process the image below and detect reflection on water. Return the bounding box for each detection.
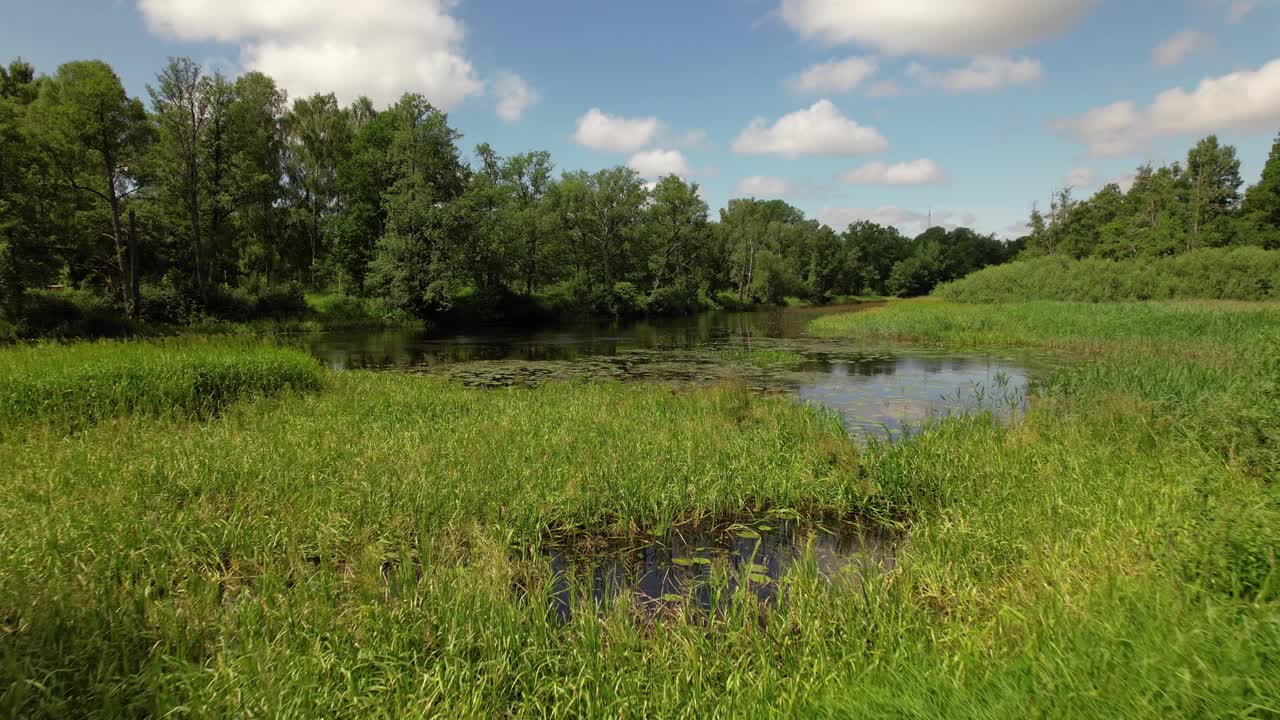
[302,304,1042,439]
[539,517,893,622]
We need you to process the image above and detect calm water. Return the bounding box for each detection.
[303,304,1040,439]
[540,517,894,622]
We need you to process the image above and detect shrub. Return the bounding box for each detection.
[14,290,137,339]
[936,248,1280,303]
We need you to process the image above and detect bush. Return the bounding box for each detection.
[14,290,137,339]
[249,282,308,319]
[936,248,1280,303]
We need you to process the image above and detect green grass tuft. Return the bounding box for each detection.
[0,340,326,430]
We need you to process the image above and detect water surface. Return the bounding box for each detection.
[305,304,1040,439]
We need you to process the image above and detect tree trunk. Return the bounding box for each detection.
[126,209,140,319]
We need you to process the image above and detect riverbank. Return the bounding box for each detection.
[2,300,1277,717]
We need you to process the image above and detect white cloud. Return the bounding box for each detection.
[790,56,878,93]
[1054,57,1280,155]
[906,56,1042,92]
[627,149,691,177]
[839,158,949,185]
[1002,220,1032,237]
[676,129,712,150]
[1152,30,1210,69]
[818,205,973,234]
[1110,173,1137,192]
[779,0,1094,55]
[137,0,482,108]
[1064,167,1094,188]
[573,108,662,152]
[494,71,537,122]
[734,176,791,196]
[731,100,888,157]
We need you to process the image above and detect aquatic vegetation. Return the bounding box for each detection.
[710,347,807,368]
[2,299,1279,716]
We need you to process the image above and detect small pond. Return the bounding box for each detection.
[304,303,1047,439]
[539,516,895,622]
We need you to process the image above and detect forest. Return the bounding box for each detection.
[4,56,1280,338]
[0,56,1020,337]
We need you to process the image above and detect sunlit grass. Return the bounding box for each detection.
[0,339,325,430]
[1,300,1278,716]
[710,347,807,369]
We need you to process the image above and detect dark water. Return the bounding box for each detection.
[303,304,1039,439]
[541,518,893,622]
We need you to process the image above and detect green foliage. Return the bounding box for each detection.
[934,248,1280,303]
[4,302,1280,715]
[0,340,324,429]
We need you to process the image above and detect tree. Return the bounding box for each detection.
[38,60,152,316]
[887,240,945,297]
[226,71,288,282]
[1242,133,1280,249]
[1184,135,1243,250]
[502,150,555,295]
[149,57,211,301]
[283,92,351,284]
[645,175,708,307]
[551,167,649,292]
[364,95,467,315]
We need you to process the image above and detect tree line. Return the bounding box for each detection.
[1024,134,1280,259]
[2,56,1025,332]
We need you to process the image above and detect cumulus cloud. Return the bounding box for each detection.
[573,108,662,152]
[734,176,791,197]
[818,206,973,234]
[731,100,888,157]
[906,56,1042,92]
[494,72,537,122]
[137,0,483,108]
[1054,57,1280,155]
[790,56,878,93]
[1064,167,1095,188]
[839,158,949,185]
[1152,30,1210,69]
[627,149,692,177]
[779,0,1094,55]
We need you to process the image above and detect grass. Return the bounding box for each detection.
[1,300,1278,717]
[810,297,1280,359]
[0,340,326,430]
[934,248,1280,303]
[710,347,807,368]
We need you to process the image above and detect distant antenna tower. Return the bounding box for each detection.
[927,205,932,227]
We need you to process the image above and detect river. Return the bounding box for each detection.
[302,303,1040,440]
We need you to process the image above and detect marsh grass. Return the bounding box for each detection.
[2,300,1280,717]
[0,340,326,430]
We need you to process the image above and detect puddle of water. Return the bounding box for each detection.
[535,517,895,622]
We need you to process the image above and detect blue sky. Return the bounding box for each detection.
[5,0,1280,237]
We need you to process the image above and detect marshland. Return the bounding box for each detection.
[4,22,1280,717]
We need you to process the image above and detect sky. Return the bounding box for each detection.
[4,0,1280,238]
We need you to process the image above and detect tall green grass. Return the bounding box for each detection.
[1,302,1278,717]
[810,298,1280,357]
[934,248,1280,303]
[0,340,325,429]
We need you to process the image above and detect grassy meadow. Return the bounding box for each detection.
[1,301,1279,717]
